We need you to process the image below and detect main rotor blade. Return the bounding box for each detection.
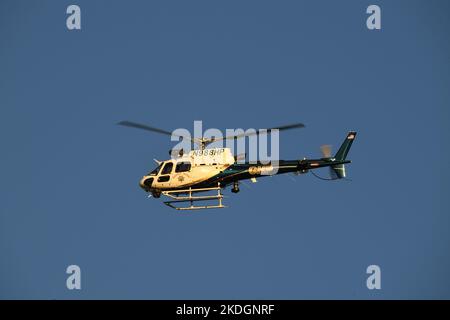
[117,121,194,142]
[118,120,305,146]
[216,122,305,142]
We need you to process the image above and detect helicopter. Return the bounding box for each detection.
[118,121,357,210]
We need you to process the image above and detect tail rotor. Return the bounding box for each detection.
[319,144,338,180]
[314,131,357,180]
[320,144,333,159]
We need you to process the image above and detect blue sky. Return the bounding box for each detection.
[1,0,449,299]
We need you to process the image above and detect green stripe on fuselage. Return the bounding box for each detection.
[164,158,350,191]
[193,160,302,188]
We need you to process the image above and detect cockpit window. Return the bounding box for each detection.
[149,163,162,175]
[175,162,191,173]
[161,162,173,175]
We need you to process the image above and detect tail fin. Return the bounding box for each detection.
[334,131,357,161]
[331,131,357,179]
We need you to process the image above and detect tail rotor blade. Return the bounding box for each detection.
[320,144,332,158]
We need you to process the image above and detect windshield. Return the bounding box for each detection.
[148,163,163,175]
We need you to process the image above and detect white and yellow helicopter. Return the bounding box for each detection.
[118,121,356,210]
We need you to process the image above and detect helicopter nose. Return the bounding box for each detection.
[139,177,154,190]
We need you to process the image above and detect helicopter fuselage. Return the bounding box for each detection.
[139,147,351,195]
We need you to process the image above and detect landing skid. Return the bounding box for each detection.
[161,183,225,210]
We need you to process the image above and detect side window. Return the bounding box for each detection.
[157,175,170,182]
[175,162,191,173]
[161,162,173,175]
